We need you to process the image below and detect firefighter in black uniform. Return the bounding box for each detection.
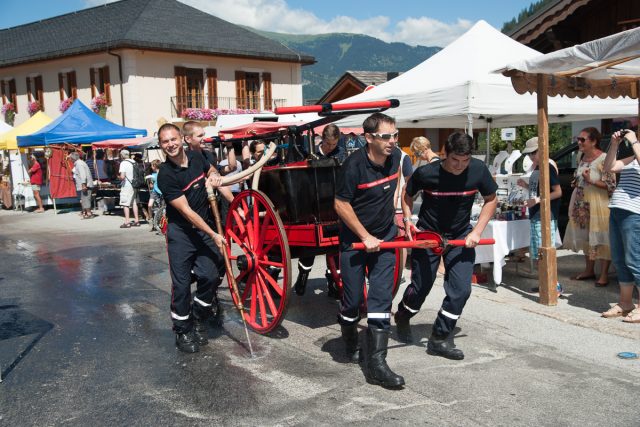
[294,123,347,297]
[335,113,404,388]
[157,123,227,354]
[395,132,497,360]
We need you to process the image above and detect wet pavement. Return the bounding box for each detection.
[0,208,638,426]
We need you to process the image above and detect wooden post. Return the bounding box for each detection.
[536,74,557,305]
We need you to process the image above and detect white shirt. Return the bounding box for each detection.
[118,159,134,188]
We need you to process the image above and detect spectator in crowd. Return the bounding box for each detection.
[564,127,616,287]
[27,154,45,213]
[517,137,563,294]
[69,151,95,219]
[118,149,140,228]
[133,152,151,223]
[410,136,440,167]
[602,129,640,322]
[146,159,162,231]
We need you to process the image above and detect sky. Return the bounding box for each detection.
[0,0,535,47]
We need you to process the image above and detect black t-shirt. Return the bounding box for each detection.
[316,143,347,164]
[407,157,497,236]
[335,146,401,239]
[527,166,560,221]
[157,151,212,227]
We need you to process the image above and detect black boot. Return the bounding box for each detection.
[326,270,340,299]
[340,324,361,363]
[294,268,310,296]
[365,328,405,388]
[175,330,199,353]
[193,319,208,346]
[427,334,464,360]
[394,309,413,344]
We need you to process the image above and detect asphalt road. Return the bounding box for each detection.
[0,209,638,426]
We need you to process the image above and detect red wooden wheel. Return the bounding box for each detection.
[326,248,403,303]
[224,190,291,334]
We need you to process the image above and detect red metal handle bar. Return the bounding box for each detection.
[275,99,399,115]
[351,238,495,251]
[447,238,495,247]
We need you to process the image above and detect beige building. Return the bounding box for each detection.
[0,0,314,135]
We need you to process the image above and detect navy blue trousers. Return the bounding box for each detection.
[166,222,225,334]
[338,226,397,330]
[398,227,475,338]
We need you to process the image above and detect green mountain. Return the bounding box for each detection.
[250,29,441,102]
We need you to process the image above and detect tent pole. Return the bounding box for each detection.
[536,74,557,306]
[485,118,492,165]
[467,113,473,137]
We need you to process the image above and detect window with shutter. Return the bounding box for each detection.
[235,71,246,109]
[262,72,272,111]
[26,76,45,111]
[26,77,33,102]
[59,71,77,100]
[69,71,77,99]
[175,66,187,115]
[90,66,112,104]
[102,66,111,105]
[206,68,218,109]
[3,79,18,113]
[58,73,64,101]
[35,76,44,111]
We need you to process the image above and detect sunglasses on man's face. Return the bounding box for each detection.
[369,131,399,141]
[576,137,587,143]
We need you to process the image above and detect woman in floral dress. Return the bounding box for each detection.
[564,127,616,287]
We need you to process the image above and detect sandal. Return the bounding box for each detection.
[601,304,634,318]
[595,281,609,287]
[622,308,640,323]
[571,273,596,281]
[119,223,132,229]
[132,222,141,227]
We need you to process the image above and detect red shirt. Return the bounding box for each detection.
[29,161,43,185]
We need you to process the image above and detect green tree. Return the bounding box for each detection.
[475,123,572,157]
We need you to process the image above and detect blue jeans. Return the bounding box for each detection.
[609,208,640,286]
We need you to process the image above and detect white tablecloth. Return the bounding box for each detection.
[474,219,562,284]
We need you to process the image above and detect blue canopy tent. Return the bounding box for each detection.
[17,100,146,147]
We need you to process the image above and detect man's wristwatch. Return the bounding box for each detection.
[402,217,412,223]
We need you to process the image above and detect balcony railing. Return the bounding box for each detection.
[170,96,287,118]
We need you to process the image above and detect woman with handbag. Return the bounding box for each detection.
[564,128,616,287]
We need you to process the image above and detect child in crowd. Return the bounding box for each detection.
[146,160,162,231]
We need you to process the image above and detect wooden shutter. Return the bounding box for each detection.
[9,79,17,112]
[262,72,272,111]
[90,67,96,98]
[174,66,187,114]
[26,77,33,102]
[102,66,111,105]
[235,71,246,109]
[58,73,64,100]
[35,76,44,111]
[69,71,77,99]
[206,68,218,109]
[1,80,5,104]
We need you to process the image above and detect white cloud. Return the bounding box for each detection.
[183,0,471,46]
[83,0,472,47]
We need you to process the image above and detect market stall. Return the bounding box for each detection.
[500,26,640,304]
[0,112,54,209]
[16,101,147,212]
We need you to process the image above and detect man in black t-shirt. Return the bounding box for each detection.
[157,123,227,354]
[334,113,404,388]
[294,124,347,298]
[396,132,497,360]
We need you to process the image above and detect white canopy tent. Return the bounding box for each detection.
[498,26,640,306]
[335,20,637,131]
